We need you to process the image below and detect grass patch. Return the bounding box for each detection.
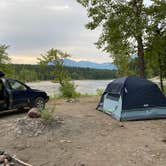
[41,107,55,123]
[49,87,104,101]
[80,93,96,97]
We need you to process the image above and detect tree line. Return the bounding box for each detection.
[2,64,116,82]
[0,45,116,82]
[0,43,163,84]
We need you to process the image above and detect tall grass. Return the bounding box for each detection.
[41,107,55,123]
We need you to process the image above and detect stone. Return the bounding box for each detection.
[80,164,86,166]
[119,123,125,128]
[162,139,166,143]
[9,162,15,166]
[4,159,9,164]
[0,155,6,163]
[60,140,72,143]
[0,151,4,155]
[4,154,12,161]
[65,98,79,103]
[28,108,41,118]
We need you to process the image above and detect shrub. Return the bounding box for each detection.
[41,108,55,123]
[59,80,80,99]
[96,88,104,96]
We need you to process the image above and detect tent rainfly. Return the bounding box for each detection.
[97,76,166,121]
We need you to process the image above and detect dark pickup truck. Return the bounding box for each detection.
[0,72,49,111]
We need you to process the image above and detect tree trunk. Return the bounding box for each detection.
[136,36,146,78]
[132,0,146,78]
[158,54,164,93]
[155,27,165,93]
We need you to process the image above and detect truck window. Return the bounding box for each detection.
[8,80,27,90]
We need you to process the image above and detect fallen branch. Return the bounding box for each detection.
[12,156,33,166]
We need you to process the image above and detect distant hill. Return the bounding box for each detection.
[63,59,116,70]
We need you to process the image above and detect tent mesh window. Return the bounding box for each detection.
[106,93,120,101]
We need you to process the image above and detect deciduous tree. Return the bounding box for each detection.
[77,0,148,77]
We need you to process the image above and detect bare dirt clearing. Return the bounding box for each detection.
[0,96,166,166]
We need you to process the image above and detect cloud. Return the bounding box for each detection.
[0,0,113,64]
[46,5,70,11]
[10,54,39,64]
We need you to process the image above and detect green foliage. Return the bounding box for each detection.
[38,48,70,86]
[10,64,117,82]
[41,107,55,123]
[77,0,148,76]
[0,44,13,77]
[19,69,38,82]
[0,44,11,64]
[59,80,80,99]
[0,64,14,77]
[114,54,133,76]
[145,0,166,92]
[67,67,117,80]
[96,88,104,96]
[79,93,96,97]
[38,48,81,99]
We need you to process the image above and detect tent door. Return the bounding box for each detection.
[103,94,120,113]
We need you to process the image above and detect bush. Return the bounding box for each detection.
[96,88,104,96]
[59,81,80,99]
[41,108,55,123]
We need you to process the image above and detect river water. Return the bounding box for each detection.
[27,80,113,96]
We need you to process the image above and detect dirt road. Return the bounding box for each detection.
[0,96,166,166]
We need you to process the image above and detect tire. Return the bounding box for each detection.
[34,97,45,110]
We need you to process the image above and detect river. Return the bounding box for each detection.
[27,80,113,96]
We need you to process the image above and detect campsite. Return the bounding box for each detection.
[0,96,166,166]
[0,0,166,165]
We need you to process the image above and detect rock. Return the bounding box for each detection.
[119,123,125,128]
[80,164,86,166]
[65,98,79,103]
[34,130,43,136]
[4,158,9,165]
[0,155,6,163]
[0,151,4,155]
[48,138,53,142]
[4,154,12,162]
[28,108,41,118]
[162,139,166,143]
[60,140,72,143]
[0,151,32,166]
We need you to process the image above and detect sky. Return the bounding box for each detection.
[0,0,151,64]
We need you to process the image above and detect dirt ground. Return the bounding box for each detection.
[0,96,166,166]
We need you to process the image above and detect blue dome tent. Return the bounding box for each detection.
[97,76,166,121]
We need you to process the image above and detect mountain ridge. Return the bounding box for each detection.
[63,59,116,70]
